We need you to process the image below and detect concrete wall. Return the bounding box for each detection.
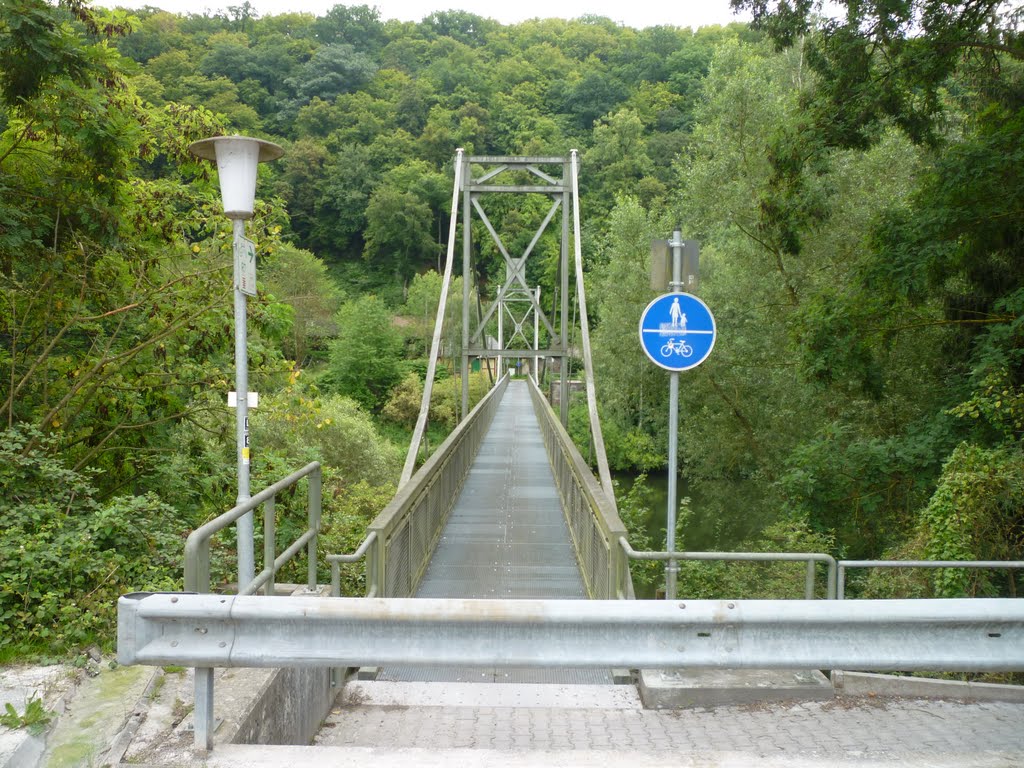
[230,666,334,746]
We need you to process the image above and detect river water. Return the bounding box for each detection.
[612,470,722,552]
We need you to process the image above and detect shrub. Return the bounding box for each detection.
[0,428,181,656]
[327,295,404,410]
[381,372,423,428]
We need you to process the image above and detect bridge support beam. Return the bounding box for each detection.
[458,156,571,425]
[120,593,1024,672]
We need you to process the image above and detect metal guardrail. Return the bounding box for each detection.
[528,377,634,599]
[184,461,322,595]
[361,373,509,598]
[619,538,837,600]
[119,592,1024,672]
[838,560,1024,600]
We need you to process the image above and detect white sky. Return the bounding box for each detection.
[111,0,753,30]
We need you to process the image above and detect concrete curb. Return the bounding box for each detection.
[98,668,163,766]
[0,666,76,768]
[832,670,1024,702]
[2,733,44,768]
[638,668,833,709]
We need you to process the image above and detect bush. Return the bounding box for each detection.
[327,295,404,410]
[675,519,835,600]
[427,370,491,429]
[254,390,402,488]
[0,428,181,656]
[381,372,423,428]
[317,479,395,595]
[616,475,663,595]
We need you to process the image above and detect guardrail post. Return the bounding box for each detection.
[805,559,816,600]
[263,497,276,596]
[309,466,321,591]
[194,667,214,751]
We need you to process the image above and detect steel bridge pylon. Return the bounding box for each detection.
[402,150,616,506]
[458,155,572,425]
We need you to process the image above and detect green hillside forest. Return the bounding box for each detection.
[1,0,1021,658]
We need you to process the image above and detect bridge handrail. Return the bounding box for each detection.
[528,377,634,599]
[837,559,1024,600]
[360,373,510,597]
[618,538,836,600]
[326,532,379,598]
[183,461,321,595]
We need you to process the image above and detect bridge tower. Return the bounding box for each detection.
[458,156,572,425]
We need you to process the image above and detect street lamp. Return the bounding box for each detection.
[188,135,283,590]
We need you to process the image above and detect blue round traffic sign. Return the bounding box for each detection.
[639,292,716,371]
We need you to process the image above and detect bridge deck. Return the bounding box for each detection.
[380,380,611,684]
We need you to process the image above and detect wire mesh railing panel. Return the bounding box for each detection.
[386,519,412,598]
[369,376,509,598]
[527,379,633,599]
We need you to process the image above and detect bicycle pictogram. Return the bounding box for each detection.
[660,338,693,358]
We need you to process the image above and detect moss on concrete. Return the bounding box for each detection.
[43,664,151,768]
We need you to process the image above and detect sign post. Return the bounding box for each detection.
[640,231,715,599]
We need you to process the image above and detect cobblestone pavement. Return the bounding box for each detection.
[316,696,1024,760]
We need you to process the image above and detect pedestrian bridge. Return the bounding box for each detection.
[342,373,631,610]
[116,153,1024,760]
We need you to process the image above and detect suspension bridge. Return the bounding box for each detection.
[115,152,1024,766]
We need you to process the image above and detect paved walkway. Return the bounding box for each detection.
[315,686,1024,764]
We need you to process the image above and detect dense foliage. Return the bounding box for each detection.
[1,0,1021,656]
[594,0,1023,596]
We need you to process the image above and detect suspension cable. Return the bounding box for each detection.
[400,149,465,486]
[569,150,617,510]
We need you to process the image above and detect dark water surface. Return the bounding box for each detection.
[612,470,724,552]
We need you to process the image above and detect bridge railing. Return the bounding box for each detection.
[354,373,510,598]
[528,377,634,599]
[837,559,1024,600]
[618,539,836,599]
[184,461,321,595]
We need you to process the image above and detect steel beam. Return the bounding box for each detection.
[119,593,1024,672]
[466,348,562,357]
[469,156,566,164]
[467,184,565,194]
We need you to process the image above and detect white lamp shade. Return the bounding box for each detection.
[188,136,283,220]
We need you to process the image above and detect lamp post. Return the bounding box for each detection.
[188,135,283,590]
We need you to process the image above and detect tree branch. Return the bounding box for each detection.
[733,221,801,306]
[26,298,222,453]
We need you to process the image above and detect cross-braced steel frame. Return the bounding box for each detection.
[459,155,571,425]
[402,150,616,507]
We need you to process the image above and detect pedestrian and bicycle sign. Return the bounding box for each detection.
[639,292,716,371]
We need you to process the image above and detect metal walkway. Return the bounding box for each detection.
[380,380,612,684]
